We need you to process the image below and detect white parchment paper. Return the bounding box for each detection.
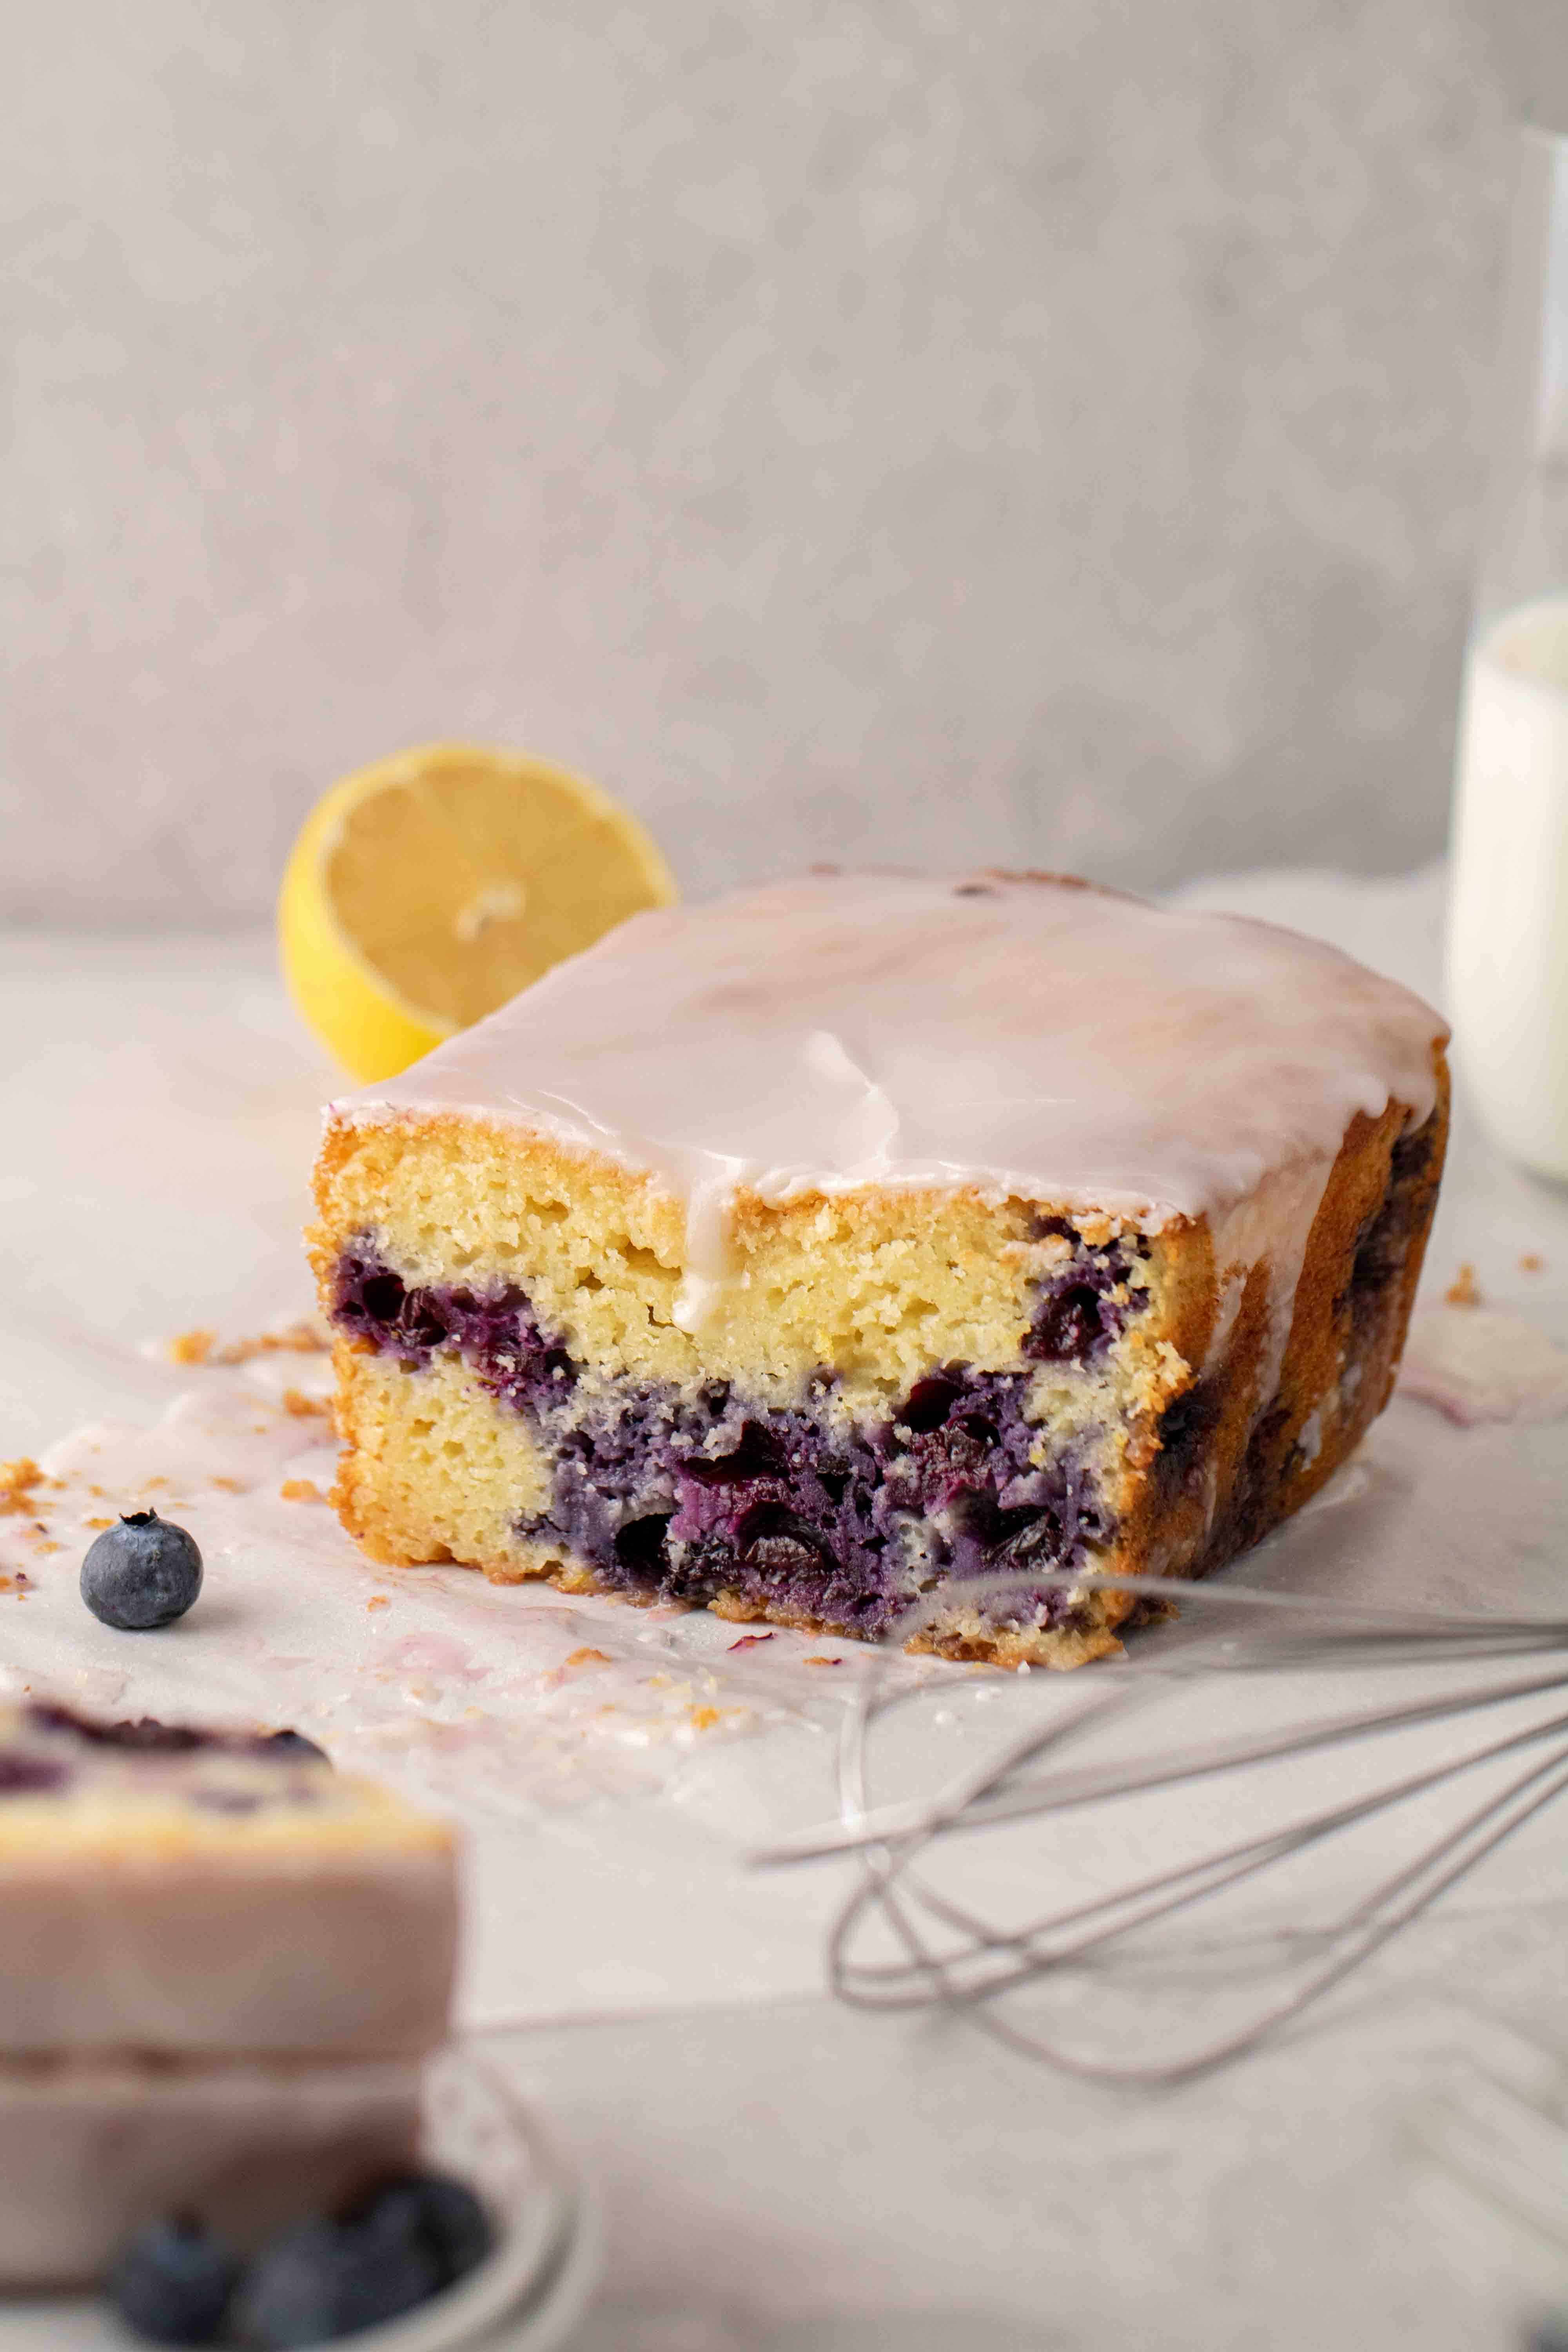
[2,871,1566,2040]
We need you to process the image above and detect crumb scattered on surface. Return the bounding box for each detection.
[142,1477,169,1492]
[564,1646,612,1668]
[729,1633,774,1651]
[282,1388,330,1418]
[83,1516,113,1530]
[366,1595,389,1612]
[211,1476,246,1495]
[279,1478,323,1504]
[804,1655,842,1668]
[688,1704,721,1731]
[1522,1252,1545,1274]
[169,1320,330,1366]
[0,1461,45,1517]
[1445,1263,1482,1308]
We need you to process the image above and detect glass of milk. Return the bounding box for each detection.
[1447,131,1568,1178]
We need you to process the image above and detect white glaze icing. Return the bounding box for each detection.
[335,874,1445,1349]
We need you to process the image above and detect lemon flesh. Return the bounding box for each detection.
[279,743,677,1083]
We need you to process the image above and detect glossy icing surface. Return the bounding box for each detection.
[336,873,1445,1330]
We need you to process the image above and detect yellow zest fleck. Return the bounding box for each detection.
[688,1704,721,1731]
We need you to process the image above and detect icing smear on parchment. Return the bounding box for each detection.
[0,1362,934,1821]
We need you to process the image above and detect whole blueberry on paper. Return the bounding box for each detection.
[80,1510,203,1630]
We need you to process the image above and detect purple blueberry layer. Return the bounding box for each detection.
[333,1228,1147,1637]
[20,1704,325,1762]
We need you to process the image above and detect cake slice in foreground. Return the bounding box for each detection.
[0,1702,457,2284]
[312,872,1448,1668]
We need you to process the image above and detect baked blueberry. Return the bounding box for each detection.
[258,1728,329,1764]
[105,2214,239,2345]
[80,1510,202,1631]
[350,2169,493,2285]
[228,2212,441,2347]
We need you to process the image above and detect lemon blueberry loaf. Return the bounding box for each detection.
[0,1702,457,2283]
[312,872,1448,1668]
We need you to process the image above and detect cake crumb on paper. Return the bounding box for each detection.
[728,1632,775,1651]
[1521,1252,1545,1273]
[688,1704,722,1731]
[1445,1262,1482,1308]
[282,1388,330,1418]
[166,1320,330,1367]
[0,1461,45,1517]
[211,1476,245,1494]
[366,1595,389,1612]
[564,1646,612,1668]
[83,1516,113,1530]
[279,1478,323,1504]
[804,1655,841,1668]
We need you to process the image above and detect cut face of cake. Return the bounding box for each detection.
[0,1700,457,2058]
[0,1701,457,2284]
[312,873,1448,1667]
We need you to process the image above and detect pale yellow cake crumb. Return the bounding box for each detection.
[280,1479,324,1504]
[1445,1262,1482,1307]
[283,1388,330,1418]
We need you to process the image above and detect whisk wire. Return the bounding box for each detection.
[756,1568,1568,2081]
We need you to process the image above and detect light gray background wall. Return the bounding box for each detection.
[0,1,1554,924]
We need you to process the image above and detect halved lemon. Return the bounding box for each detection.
[279,742,677,1082]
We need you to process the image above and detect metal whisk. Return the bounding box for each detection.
[753,1573,1568,2083]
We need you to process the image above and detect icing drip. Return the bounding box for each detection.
[334,873,1445,1339]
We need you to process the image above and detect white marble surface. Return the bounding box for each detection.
[0,2,1550,921]
[2,870,1568,2347]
